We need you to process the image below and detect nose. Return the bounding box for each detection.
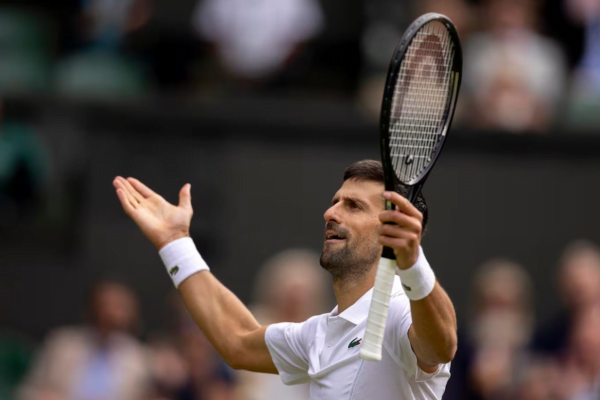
[324,202,341,224]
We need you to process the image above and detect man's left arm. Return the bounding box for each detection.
[379,191,457,373]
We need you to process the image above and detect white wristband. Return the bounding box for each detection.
[159,237,209,288]
[396,246,435,301]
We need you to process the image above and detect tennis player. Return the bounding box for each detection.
[113,159,456,400]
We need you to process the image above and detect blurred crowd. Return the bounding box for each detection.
[0,0,596,132]
[4,240,600,400]
[0,249,332,400]
[446,240,600,400]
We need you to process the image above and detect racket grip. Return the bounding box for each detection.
[359,256,397,362]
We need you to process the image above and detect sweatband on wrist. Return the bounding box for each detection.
[396,246,435,301]
[159,237,209,288]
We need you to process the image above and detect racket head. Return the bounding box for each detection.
[380,13,462,193]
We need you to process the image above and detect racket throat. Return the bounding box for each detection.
[407,184,423,204]
[382,246,396,260]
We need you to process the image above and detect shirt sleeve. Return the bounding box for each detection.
[383,294,451,381]
[265,318,315,385]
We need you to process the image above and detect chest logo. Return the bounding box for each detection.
[348,337,362,349]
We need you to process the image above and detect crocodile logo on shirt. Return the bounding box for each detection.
[169,266,179,276]
[348,337,362,349]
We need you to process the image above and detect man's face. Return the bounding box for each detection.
[320,179,384,281]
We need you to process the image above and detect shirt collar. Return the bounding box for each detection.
[329,276,404,325]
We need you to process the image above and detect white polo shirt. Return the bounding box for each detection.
[265,276,451,400]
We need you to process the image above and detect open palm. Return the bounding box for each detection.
[113,176,193,250]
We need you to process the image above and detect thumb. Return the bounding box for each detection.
[178,184,192,211]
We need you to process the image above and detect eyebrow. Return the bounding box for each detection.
[332,195,369,209]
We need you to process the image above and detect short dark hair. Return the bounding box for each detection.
[343,159,428,231]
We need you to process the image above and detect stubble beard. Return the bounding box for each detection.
[320,239,380,283]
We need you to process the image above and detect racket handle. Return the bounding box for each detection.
[359,256,397,362]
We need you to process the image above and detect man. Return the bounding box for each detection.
[113,159,457,400]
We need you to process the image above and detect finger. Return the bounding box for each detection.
[379,235,410,249]
[383,191,423,220]
[379,210,422,232]
[380,224,420,241]
[114,179,138,209]
[118,177,144,203]
[179,184,192,211]
[127,177,157,198]
[116,188,136,216]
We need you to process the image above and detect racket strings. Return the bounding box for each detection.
[388,20,455,183]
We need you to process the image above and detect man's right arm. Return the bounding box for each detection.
[112,176,276,374]
[179,271,277,373]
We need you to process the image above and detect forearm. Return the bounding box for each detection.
[178,272,270,371]
[408,282,457,367]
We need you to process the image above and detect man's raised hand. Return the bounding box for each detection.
[113,177,193,250]
[378,191,423,270]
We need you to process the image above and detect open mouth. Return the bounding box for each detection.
[325,231,346,243]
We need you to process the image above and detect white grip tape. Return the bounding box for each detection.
[159,237,209,288]
[359,257,397,362]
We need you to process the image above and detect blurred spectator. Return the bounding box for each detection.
[563,0,600,128]
[531,240,600,357]
[235,249,330,400]
[358,0,474,119]
[18,280,151,400]
[512,358,560,400]
[567,0,600,96]
[0,7,53,95]
[446,259,534,400]
[150,294,236,400]
[0,99,49,231]
[556,304,600,400]
[463,0,567,133]
[77,0,152,51]
[191,0,323,91]
[55,0,152,98]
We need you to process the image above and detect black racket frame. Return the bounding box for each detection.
[379,13,462,259]
[380,13,463,204]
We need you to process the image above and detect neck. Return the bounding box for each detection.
[333,266,377,314]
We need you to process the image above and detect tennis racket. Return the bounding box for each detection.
[359,13,462,362]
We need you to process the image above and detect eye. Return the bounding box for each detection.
[349,201,362,211]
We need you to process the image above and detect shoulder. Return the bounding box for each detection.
[268,313,326,339]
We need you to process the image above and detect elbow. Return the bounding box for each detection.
[437,343,457,364]
[222,347,246,371]
[437,332,457,364]
[228,359,244,371]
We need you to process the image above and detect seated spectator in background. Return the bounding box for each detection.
[358,0,474,120]
[463,0,567,133]
[191,0,323,91]
[513,358,560,400]
[0,100,49,231]
[55,0,152,98]
[531,240,600,358]
[556,304,600,400]
[78,0,152,51]
[18,280,151,400]
[149,294,236,400]
[567,0,600,98]
[446,259,534,400]
[235,249,330,400]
